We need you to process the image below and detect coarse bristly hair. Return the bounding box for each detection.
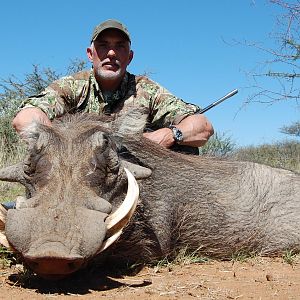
[2,108,300,275]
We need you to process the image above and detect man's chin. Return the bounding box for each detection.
[96,70,122,81]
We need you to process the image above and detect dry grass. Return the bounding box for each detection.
[234,140,300,173]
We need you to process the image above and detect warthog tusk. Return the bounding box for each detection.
[0,205,12,249]
[105,168,139,238]
[0,232,11,249]
[0,204,7,231]
[97,168,139,253]
[97,229,123,254]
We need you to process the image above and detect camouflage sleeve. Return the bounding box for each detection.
[19,75,84,120]
[138,79,200,129]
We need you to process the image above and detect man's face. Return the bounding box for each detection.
[87,29,133,85]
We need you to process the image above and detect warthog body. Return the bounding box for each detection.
[0,109,299,278]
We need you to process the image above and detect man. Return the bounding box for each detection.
[13,19,214,151]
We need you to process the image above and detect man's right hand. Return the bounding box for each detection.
[12,108,52,134]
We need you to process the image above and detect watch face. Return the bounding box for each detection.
[171,127,183,142]
[175,130,183,141]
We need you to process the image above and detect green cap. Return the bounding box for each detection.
[91,19,131,43]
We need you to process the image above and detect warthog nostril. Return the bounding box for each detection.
[67,260,82,271]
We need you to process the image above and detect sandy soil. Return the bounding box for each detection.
[0,257,300,299]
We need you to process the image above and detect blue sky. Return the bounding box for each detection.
[0,0,299,146]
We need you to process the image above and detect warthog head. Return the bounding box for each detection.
[0,111,151,278]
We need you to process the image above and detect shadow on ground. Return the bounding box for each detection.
[7,263,151,296]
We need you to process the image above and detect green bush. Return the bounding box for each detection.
[0,60,87,155]
[199,132,236,157]
[234,140,300,173]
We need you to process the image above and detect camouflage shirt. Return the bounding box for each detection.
[20,70,200,130]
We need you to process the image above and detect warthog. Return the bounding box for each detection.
[0,109,299,279]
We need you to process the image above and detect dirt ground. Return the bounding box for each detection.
[0,257,300,300]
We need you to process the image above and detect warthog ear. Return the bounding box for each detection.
[112,107,149,136]
[20,122,52,151]
[20,122,40,144]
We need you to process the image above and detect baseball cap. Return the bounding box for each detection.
[91,19,131,43]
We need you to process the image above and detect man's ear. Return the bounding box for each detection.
[86,47,93,62]
[128,50,134,65]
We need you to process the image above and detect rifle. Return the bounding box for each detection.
[198,89,238,114]
[144,89,238,133]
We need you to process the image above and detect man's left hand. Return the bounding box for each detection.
[143,128,175,148]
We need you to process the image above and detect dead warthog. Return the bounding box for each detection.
[0,109,299,278]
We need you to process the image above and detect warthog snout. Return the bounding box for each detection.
[24,254,85,279]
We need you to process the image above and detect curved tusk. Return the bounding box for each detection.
[0,206,12,249]
[0,205,7,231]
[97,230,123,254]
[105,168,139,237]
[0,232,11,249]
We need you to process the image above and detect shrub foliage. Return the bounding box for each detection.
[234,140,300,172]
[0,60,86,156]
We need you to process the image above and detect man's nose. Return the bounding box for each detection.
[107,49,117,57]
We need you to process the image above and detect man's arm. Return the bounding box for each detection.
[12,108,52,133]
[12,71,88,134]
[143,114,214,148]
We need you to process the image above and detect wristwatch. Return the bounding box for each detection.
[169,125,184,144]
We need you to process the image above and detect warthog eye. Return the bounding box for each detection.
[89,157,98,173]
[90,132,109,150]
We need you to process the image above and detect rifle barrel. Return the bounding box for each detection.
[199,89,238,114]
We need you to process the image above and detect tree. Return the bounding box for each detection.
[246,0,299,104]
[198,132,236,157]
[0,58,87,113]
[280,121,300,137]
[0,59,87,153]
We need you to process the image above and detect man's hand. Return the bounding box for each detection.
[143,114,214,149]
[12,108,52,134]
[173,114,214,147]
[143,128,175,148]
